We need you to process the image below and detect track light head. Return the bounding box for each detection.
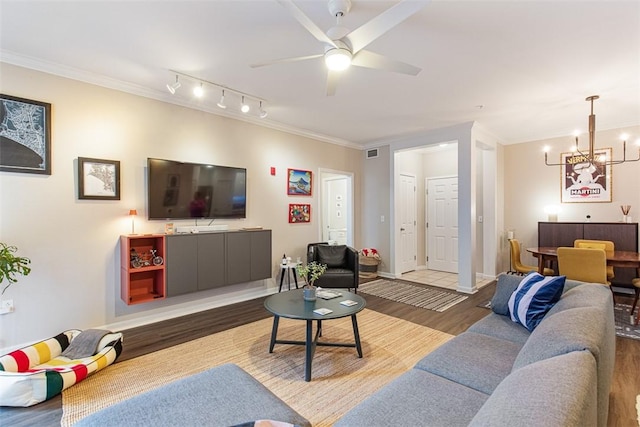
[217,90,227,109]
[241,96,250,113]
[166,75,181,94]
[259,101,268,118]
[193,82,204,98]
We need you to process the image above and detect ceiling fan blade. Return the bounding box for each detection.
[250,54,323,68]
[326,70,340,96]
[346,0,430,54]
[352,49,421,75]
[276,0,338,48]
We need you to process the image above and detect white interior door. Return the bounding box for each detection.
[400,174,417,273]
[319,170,353,247]
[323,177,348,245]
[427,176,458,273]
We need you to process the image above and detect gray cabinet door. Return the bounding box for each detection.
[198,233,226,290]
[226,232,252,285]
[166,235,198,296]
[251,230,272,280]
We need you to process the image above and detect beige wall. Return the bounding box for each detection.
[0,63,362,351]
[504,127,640,269]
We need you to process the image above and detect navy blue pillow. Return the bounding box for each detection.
[508,272,566,331]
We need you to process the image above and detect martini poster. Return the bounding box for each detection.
[561,148,612,203]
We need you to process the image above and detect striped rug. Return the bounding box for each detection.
[359,279,468,312]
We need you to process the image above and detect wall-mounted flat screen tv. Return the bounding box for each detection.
[147,158,247,220]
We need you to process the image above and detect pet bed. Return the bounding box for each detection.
[0,329,123,407]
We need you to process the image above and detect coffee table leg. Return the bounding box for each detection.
[351,314,363,358]
[305,319,313,381]
[269,315,280,353]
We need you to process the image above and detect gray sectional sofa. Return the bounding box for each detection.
[335,274,616,427]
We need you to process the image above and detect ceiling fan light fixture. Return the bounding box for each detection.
[166,75,181,94]
[217,90,227,109]
[241,96,250,113]
[325,48,352,71]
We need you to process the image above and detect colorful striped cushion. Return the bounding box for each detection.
[0,329,122,407]
[508,272,566,332]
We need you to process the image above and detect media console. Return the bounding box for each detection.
[121,229,272,304]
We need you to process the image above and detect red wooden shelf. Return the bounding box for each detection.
[121,235,166,305]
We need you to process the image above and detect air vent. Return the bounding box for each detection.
[366,148,379,159]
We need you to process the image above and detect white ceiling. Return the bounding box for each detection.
[1,0,639,148]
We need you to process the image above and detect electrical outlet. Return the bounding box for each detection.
[0,299,14,315]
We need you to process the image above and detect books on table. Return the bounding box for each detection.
[340,299,358,307]
[313,308,333,315]
[316,290,342,300]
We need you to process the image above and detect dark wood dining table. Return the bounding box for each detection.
[527,247,640,276]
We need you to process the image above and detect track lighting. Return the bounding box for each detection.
[193,82,204,98]
[167,70,267,118]
[241,96,250,113]
[166,75,181,94]
[217,90,227,109]
[259,101,268,119]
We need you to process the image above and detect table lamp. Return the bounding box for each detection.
[129,209,138,234]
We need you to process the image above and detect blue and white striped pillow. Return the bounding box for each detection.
[508,272,566,331]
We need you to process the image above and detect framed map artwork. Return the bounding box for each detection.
[78,157,121,200]
[0,94,52,175]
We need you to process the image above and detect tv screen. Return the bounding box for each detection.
[147,158,246,220]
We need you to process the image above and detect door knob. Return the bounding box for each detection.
[400,228,405,231]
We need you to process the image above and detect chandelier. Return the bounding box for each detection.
[544,95,640,167]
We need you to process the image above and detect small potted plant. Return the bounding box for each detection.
[0,242,31,297]
[296,261,327,301]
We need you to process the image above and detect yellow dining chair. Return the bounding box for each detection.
[574,239,615,281]
[557,247,608,285]
[631,277,640,326]
[510,239,554,275]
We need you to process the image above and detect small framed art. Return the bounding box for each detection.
[560,148,612,203]
[289,203,311,223]
[0,94,52,175]
[287,168,312,196]
[78,157,121,200]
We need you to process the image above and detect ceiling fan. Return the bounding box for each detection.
[251,0,429,96]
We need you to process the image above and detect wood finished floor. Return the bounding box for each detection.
[2,280,639,427]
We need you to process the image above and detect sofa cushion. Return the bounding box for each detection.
[316,245,347,268]
[469,351,597,427]
[546,282,613,316]
[414,332,521,394]
[467,313,530,345]
[508,273,565,331]
[512,306,606,371]
[334,368,489,427]
[74,363,311,427]
[490,273,523,315]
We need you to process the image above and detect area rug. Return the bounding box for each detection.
[614,303,640,341]
[61,309,453,427]
[359,279,468,312]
